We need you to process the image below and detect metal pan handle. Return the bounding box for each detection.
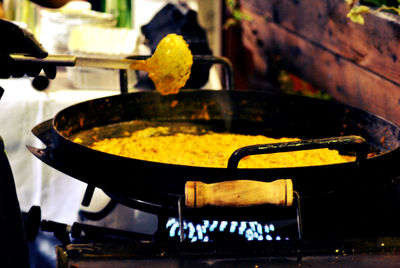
[227,135,369,169]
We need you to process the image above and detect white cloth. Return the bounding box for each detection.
[0,73,118,225]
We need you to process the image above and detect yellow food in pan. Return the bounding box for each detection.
[81,126,356,168]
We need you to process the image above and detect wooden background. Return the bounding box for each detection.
[237,0,400,126]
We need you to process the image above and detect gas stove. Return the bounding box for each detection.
[22,60,400,267]
[30,196,400,268]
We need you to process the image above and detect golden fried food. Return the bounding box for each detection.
[86,127,355,168]
[130,34,193,95]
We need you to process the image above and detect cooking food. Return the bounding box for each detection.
[130,33,193,95]
[79,126,356,168]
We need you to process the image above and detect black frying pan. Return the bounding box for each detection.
[28,90,400,237]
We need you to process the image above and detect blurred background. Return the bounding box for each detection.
[0,1,228,267]
[0,0,226,90]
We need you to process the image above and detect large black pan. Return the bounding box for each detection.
[28,90,400,238]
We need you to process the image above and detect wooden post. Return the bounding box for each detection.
[239,0,400,126]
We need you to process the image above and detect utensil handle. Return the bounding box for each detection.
[185,179,293,208]
[10,54,77,66]
[10,54,141,70]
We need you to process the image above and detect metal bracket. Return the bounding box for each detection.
[177,197,185,242]
[81,184,95,207]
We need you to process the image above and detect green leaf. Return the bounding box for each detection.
[347,5,370,24]
[232,9,252,21]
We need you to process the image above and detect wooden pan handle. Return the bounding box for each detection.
[185,179,293,208]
